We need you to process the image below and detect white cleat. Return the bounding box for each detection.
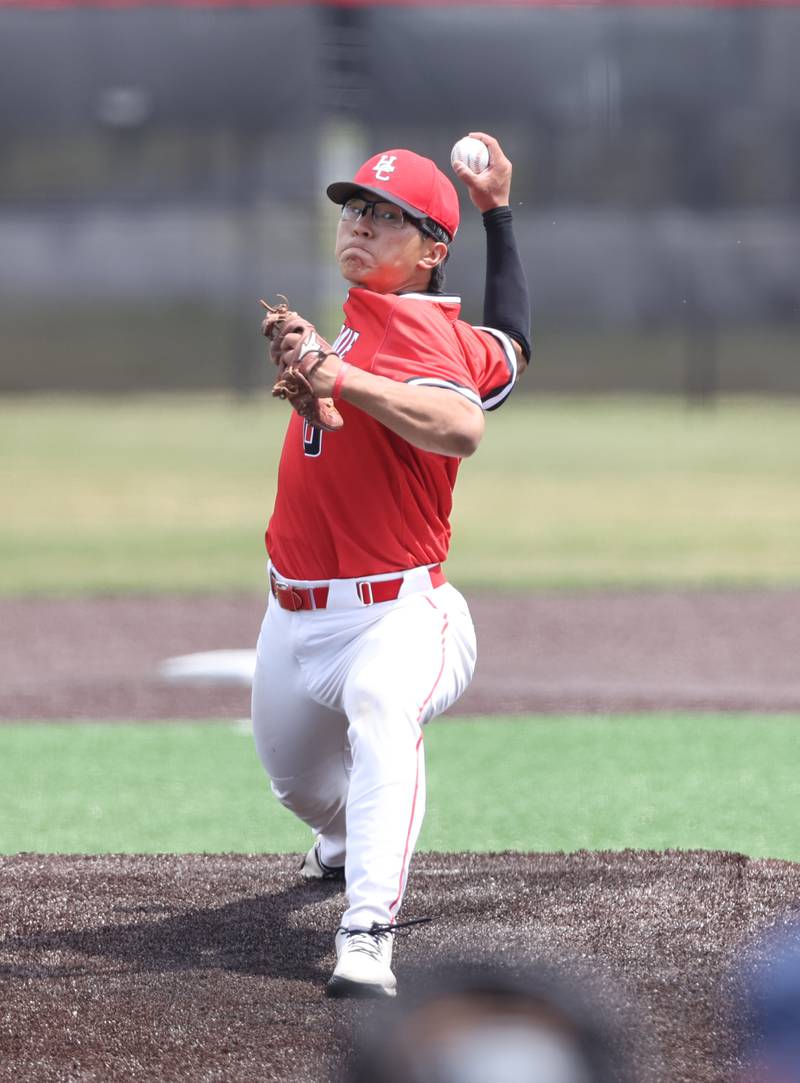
[327,924,397,999]
[299,841,345,883]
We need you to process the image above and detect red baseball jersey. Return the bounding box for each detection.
[266,289,517,581]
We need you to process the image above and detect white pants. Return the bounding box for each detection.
[251,567,477,930]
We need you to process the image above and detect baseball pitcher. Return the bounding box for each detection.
[251,133,531,998]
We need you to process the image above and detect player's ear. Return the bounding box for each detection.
[418,240,448,271]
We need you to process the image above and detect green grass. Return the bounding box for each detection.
[2,715,799,860]
[3,394,800,593]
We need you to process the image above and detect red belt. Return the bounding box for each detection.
[270,565,445,612]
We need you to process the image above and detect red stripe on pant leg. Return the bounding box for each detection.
[388,732,424,919]
[417,617,448,721]
[388,609,448,919]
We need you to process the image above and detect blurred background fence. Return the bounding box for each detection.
[0,0,798,397]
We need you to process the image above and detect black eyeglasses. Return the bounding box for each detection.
[341,197,413,231]
[340,197,449,243]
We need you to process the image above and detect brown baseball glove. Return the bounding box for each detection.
[260,297,344,433]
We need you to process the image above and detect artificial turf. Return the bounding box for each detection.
[2,714,799,859]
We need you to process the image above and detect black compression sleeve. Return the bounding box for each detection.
[482,206,532,362]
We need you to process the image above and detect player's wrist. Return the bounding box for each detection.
[332,360,350,400]
[307,351,340,398]
[481,204,512,221]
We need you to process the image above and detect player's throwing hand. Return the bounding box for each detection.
[450,132,512,213]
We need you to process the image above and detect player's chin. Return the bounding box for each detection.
[337,254,371,284]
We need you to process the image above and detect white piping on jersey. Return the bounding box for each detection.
[396,292,462,305]
[332,325,360,358]
[405,377,483,408]
[472,326,518,411]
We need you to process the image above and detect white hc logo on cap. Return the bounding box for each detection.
[372,154,397,183]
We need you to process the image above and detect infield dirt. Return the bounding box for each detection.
[2,850,799,1082]
[2,587,799,719]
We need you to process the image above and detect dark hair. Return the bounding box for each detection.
[419,217,451,245]
[428,258,448,294]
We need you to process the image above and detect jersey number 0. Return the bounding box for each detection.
[303,421,323,458]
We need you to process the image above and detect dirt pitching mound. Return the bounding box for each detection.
[2,850,799,1082]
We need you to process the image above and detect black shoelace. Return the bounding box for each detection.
[339,916,432,953]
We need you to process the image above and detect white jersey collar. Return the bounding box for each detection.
[396,292,461,304]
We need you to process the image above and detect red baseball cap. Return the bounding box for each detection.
[327,149,459,241]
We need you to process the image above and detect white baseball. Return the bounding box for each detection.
[450,136,490,175]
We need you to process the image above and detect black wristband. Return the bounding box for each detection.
[482,206,532,362]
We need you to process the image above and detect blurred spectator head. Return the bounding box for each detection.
[343,961,629,1083]
[738,919,800,1083]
